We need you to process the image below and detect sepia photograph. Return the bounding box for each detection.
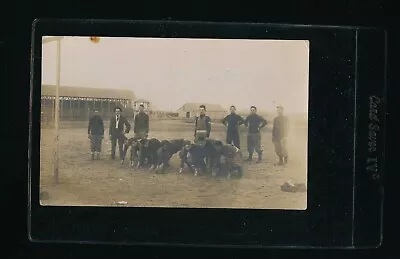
[39,36,309,209]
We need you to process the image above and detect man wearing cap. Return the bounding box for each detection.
[272,105,290,165]
[109,107,131,162]
[134,103,149,138]
[194,104,211,144]
[244,106,267,163]
[222,105,244,148]
[88,108,104,160]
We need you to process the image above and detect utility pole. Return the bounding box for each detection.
[43,36,64,183]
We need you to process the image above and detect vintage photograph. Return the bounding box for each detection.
[39,36,309,209]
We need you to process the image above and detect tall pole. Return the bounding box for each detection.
[54,39,61,183]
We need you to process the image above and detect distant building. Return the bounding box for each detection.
[148,110,179,120]
[41,84,135,121]
[176,102,227,121]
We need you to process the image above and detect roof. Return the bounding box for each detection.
[41,85,135,100]
[177,102,227,112]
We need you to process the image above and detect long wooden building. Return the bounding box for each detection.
[41,85,135,121]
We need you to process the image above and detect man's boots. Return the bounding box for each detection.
[245,153,253,162]
[283,156,288,164]
[277,156,284,165]
[256,152,262,163]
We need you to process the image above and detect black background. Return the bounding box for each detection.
[2,1,397,258]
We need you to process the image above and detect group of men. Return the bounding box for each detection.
[87,103,149,161]
[199,104,289,166]
[87,103,290,173]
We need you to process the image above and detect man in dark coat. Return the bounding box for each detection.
[88,108,104,160]
[244,106,267,163]
[194,104,211,144]
[109,107,131,162]
[272,105,290,165]
[134,103,149,138]
[222,105,244,149]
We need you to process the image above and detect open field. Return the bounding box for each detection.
[40,120,307,209]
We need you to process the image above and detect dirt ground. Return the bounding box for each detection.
[40,120,307,209]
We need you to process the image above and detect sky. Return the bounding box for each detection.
[42,36,309,113]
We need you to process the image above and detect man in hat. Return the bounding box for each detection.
[88,108,104,160]
[272,105,290,165]
[222,105,244,148]
[194,104,211,144]
[244,106,267,163]
[109,107,131,162]
[134,103,149,139]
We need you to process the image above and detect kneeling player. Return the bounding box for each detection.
[178,143,196,174]
[213,141,244,179]
[155,139,191,173]
[122,136,141,166]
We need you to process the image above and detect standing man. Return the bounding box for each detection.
[88,108,104,160]
[194,104,211,144]
[244,106,267,163]
[272,105,290,165]
[222,105,244,148]
[109,107,131,162]
[134,103,149,138]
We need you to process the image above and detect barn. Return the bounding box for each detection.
[41,84,135,121]
[177,102,227,121]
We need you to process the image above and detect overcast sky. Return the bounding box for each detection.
[42,36,309,113]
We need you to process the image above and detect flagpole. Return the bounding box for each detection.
[42,36,64,183]
[53,38,61,183]
[54,38,62,183]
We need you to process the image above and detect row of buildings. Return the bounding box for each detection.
[41,85,267,122]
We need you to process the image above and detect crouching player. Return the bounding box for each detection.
[122,136,141,167]
[178,142,207,176]
[178,143,196,174]
[213,141,244,179]
[155,139,191,174]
